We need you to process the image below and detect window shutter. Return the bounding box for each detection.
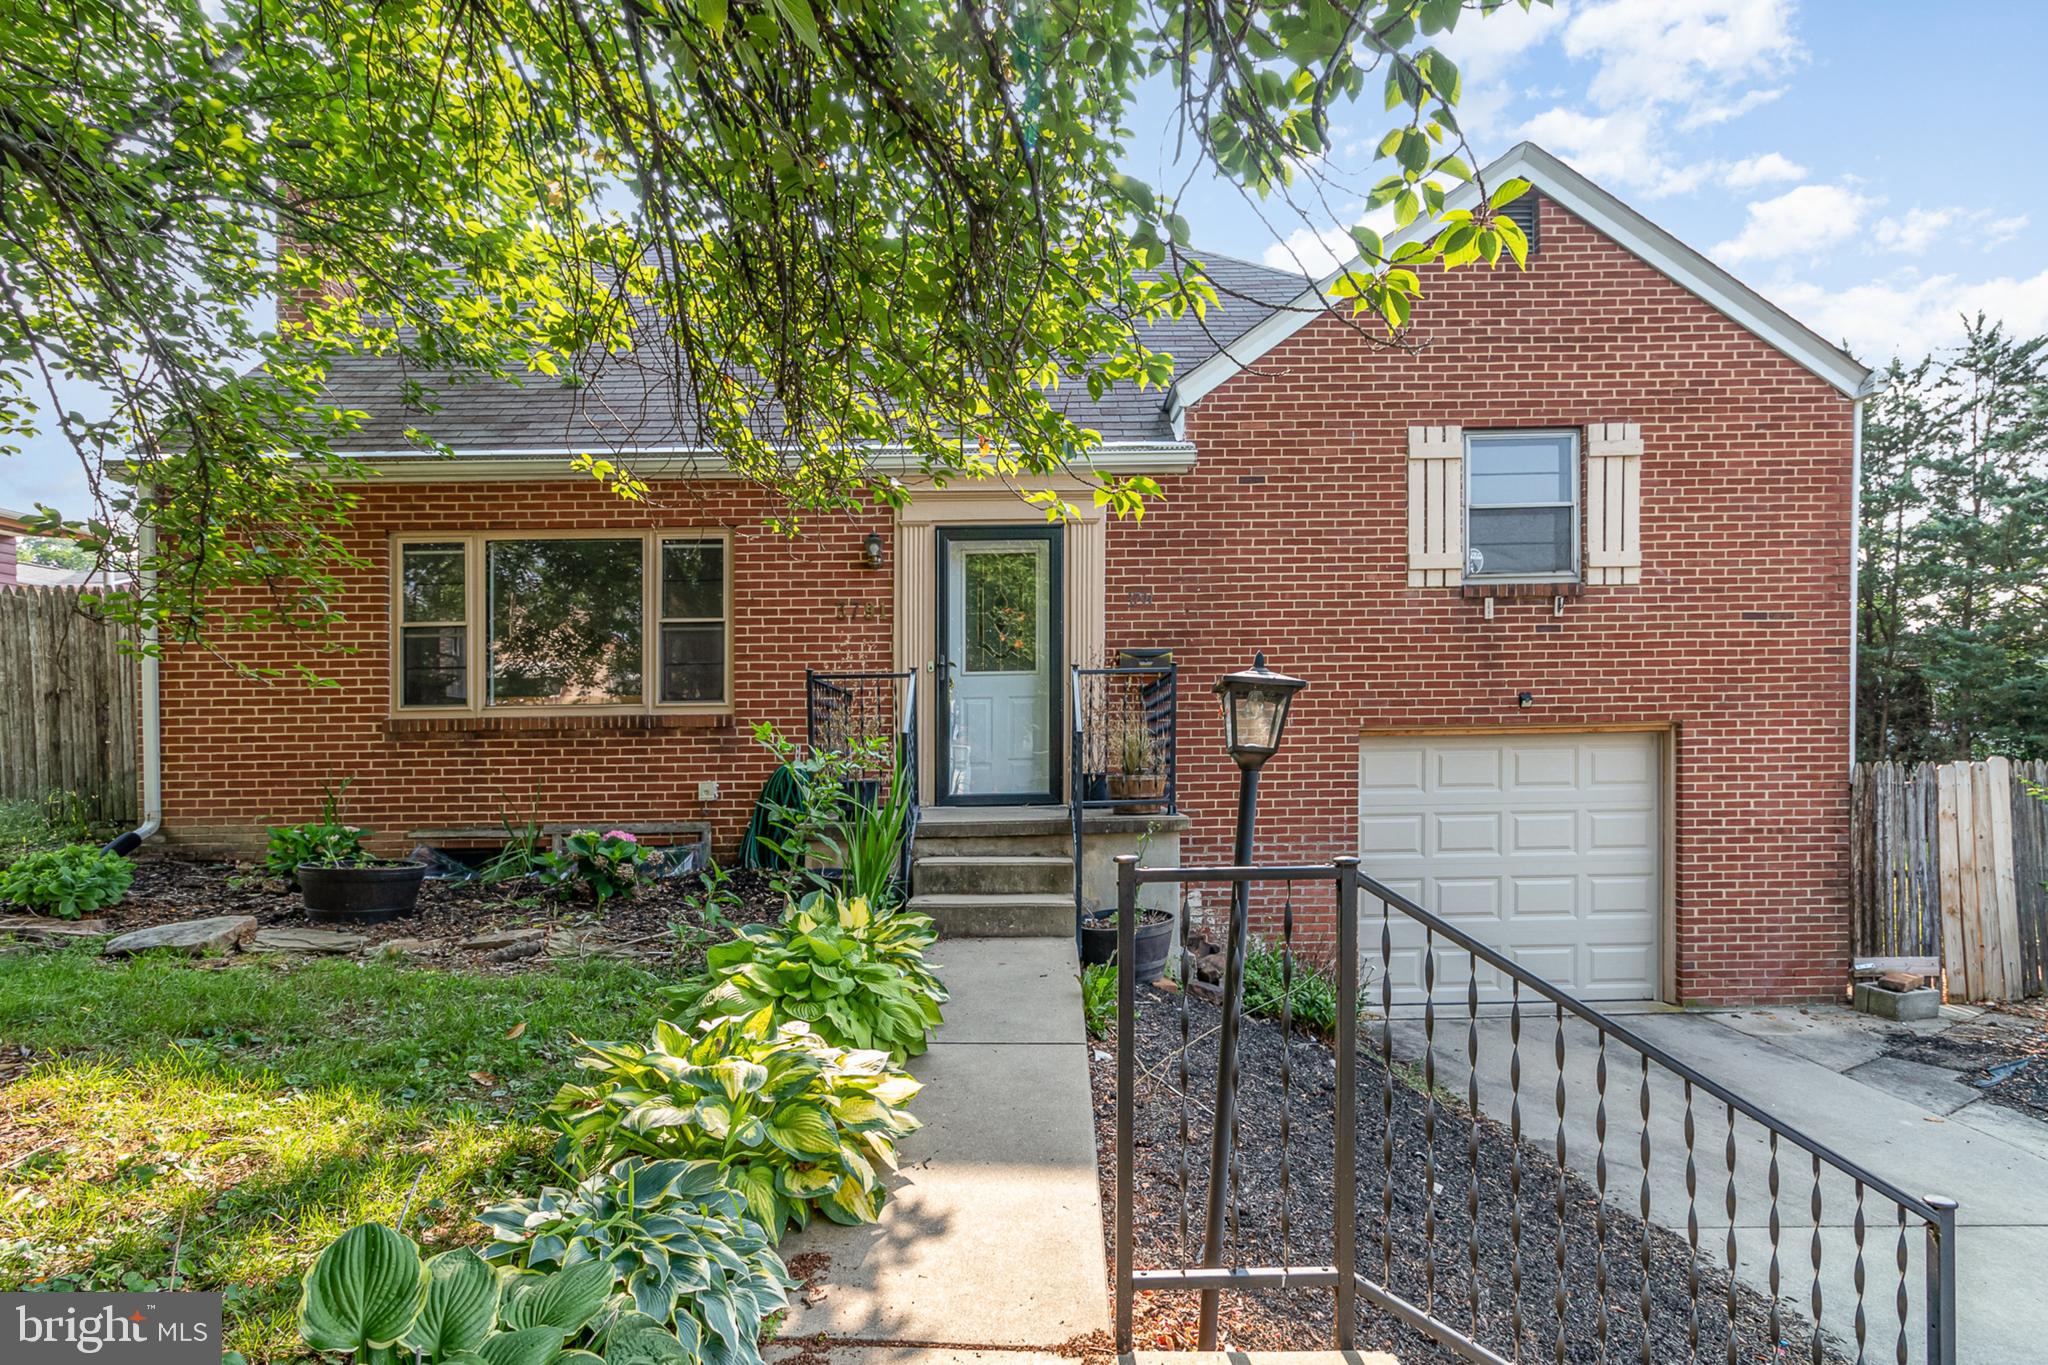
[1584,422,1643,585]
[1406,424,1464,587]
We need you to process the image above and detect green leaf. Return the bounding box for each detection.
[1488,177,1534,210]
[765,1103,840,1158]
[299,1224,429,1354]
[771,0,822,54]
[501,1261,614,1335]
[696,0,727,35]
[478,1327,568,1365]
[404,1250,501,1359]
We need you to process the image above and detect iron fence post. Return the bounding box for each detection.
[1114,854,1139,1353]
[1334,856,1360,1349]
[1197,766,1261,1350]
[1925,1195,1958,1363]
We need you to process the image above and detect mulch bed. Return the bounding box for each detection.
[1092,986,1848,1364]
[29,855,789,973]
[1881,1005,2048,1121]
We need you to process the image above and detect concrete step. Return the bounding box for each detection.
[913,829,1075,859]
[913,854,1072,897]
[908,892,1073,938]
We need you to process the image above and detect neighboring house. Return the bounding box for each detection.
[13,562,135,590]
[154,143,1871,1004]
[0,507,25,586]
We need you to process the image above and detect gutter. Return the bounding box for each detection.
[1847,376,1877,769]
[104,507,162,855]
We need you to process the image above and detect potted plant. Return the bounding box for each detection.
[297,850,429,922]
[1107,717,1165,812]
[1080,906,1175,983]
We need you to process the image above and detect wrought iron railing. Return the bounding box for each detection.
[1110,855,1961,1364]
[803,669,919,888]
[1070,663,1178,931]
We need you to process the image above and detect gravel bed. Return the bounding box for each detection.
[1092,985,1847,1364]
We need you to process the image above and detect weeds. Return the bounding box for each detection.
[1080,961,1118,1038]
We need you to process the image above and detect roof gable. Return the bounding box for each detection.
[1171,142,1875,411]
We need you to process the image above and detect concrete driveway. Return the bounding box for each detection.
[1386,1001,2047,1363]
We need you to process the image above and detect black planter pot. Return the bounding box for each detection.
[1080,910,1174,984]
[298,861,428,923]
[1083,773,1111,803]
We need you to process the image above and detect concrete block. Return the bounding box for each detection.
[1853,980,1940,1021]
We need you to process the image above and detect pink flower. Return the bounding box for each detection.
[603,829,638,844]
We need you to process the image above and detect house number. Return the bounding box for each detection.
[1127,588,1154,606]
[835,601,887,621]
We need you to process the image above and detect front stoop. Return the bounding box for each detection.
[775,938,1107,1351]
[909,807,1077,939]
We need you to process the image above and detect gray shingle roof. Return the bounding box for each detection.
[313,252,1308,454]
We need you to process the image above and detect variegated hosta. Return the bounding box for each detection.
[671,892,947,1060]
[549,1010,922,1237]
[478,1157,795,1365]
[297,1221,629,1364]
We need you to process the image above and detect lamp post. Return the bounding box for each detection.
[1198,651,1305,1349]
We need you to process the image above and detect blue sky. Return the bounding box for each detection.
[7,0,2047,520]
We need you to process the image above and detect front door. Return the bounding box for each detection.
[936,526,1062,803]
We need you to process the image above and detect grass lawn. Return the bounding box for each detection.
[0,948,666,1360]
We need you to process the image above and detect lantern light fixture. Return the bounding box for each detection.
[1212,651,1307,770]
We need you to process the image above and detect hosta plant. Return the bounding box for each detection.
[297,1221,630,1363]
[478,1157,795,1365]
[548,1011,922,1238]
[542,829,656,903]
[0,844,134,919]
[671,892,947,1060]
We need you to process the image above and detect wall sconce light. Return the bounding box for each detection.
[862,531,885,569]
[1517,690,1535,709]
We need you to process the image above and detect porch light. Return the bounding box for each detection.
[862,531,885,569]
[1212,651,1306,770]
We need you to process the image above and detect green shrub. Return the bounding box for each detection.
[670,891,946,1060]
[478,1156,795,1365]
[0,844,133,918]
[834,762,912,908]
[1079,961,1117,1039]
[298,1221,637,1363]
[263,820,368,878]
[547,1012,922,1238]
[1241,938,1365,1037]
[541,828,656,903]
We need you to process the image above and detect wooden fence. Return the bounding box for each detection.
[1852,758,2048,1002]
[0,585,139,826]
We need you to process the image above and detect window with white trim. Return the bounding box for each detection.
[1463,431,1579,581]
[391,531,731,712]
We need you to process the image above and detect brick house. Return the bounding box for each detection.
[151,144,1872,1004]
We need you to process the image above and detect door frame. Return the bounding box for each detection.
[934,524,1065,806]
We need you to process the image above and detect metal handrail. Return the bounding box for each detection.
[1070,663,1178,935]
[1111,856,1962,1363]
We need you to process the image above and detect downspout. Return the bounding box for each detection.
[1847,382,1874,769]
[103,505,161,855]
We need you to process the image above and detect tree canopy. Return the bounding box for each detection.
[1858,319,2048,762]
[1,0,1540,666]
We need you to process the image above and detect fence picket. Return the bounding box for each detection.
[0,586,138,824]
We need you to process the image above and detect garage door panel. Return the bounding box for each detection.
[1360,732,1661,1004]
[1435,812,1502,855]
[1509,810,1576,854]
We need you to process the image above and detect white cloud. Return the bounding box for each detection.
[1720,152,1807,189]
[1434,0,1570,139]
[1562,0,1803,114]
[1260,226,1358,276]
[1776,268,2048,364]
[1676,86,1786,130]
[1521,107,1663,188]
[1871,207,2032,257]
[1711,183,1876,263]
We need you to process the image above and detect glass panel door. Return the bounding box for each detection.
[939,528,1060,802]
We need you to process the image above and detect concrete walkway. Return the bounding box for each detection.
[1387,1001,2046,1363]
[772,938,1108,1365]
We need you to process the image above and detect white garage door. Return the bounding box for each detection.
[1358,732,1662,1005]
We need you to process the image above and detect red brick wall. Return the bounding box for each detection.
[1108,196,1855,1004]
[159,196,1854,1004]
[160,481,893,857]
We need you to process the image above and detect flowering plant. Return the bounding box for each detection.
[541,827,655,903]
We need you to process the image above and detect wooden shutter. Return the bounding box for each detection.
[1406,424,1464,587]
[1584,422,1642,586]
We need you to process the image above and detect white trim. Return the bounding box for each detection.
[1849,397,1865,766]
[1170,142,1877,410]
[335,441,1199,483]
